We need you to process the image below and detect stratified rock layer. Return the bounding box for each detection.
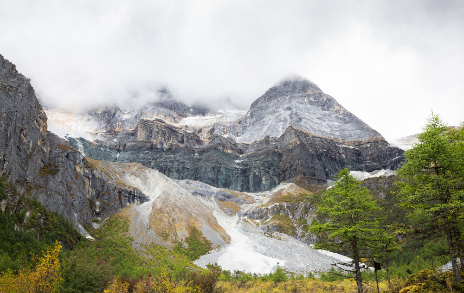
[64,77,404,192]
[68,111,403,192]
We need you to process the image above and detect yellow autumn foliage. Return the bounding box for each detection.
[104,268,200,293]
[215,278,396,293]
[104,277,131,293]
[0,241,63,293]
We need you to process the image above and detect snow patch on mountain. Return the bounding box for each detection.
[177,110,246,128]
[350,169,396,181]
[46,109,101,141]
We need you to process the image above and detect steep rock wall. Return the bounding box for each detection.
[0,54,147,226]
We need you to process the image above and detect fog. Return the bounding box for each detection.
[1,0,463,139]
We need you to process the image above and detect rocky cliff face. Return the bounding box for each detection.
[0,54,148,226]
[67,117,403,192]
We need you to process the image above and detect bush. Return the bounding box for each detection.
[60,252,113,293]
[272,267,288,283]
[0,242,63,293]
[399,269,453,292]
[320,267,350,282]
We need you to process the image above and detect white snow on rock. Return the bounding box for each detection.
[195,212,284,274]
[350,169,396,181]
[45,109,101,141]
[76,223,95,241]
[437,259,461,272]
[177,110,246,128]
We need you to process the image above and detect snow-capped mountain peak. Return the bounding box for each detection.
[236,76,383,143]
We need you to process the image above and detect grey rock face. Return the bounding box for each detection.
[69,116,403,192]
[0,54,147,226]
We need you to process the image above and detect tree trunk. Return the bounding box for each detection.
[445,221,462,284]
[353,237,363,293]
[451,214,463,272]
[374,263,380,293]
[386,260,391,290]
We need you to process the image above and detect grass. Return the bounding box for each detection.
[263,214,296,236]
[217,200,242,213]
[215,276,401,292]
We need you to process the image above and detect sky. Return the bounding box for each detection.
[1,0,463,140]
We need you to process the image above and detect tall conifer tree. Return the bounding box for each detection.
[310,168,382,293]
[397,114,464,285]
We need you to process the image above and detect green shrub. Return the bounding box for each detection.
[272,267,288,283]
[320,267,350,282]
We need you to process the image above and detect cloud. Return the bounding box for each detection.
[0,0,463,139]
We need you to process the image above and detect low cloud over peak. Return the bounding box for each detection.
[1,0,463,140]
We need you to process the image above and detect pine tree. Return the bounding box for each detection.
[310,168,383,293]
[397,114,464,285]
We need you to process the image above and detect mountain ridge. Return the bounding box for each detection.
[44,75,403,192]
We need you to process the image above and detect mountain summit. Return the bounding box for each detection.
[45,75,403,192]
[237,76,382,143]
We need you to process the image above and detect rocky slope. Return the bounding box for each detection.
[60,77,404,192]
[86,160,230,248]
[172,179,353,275]
[0,54,232,249]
